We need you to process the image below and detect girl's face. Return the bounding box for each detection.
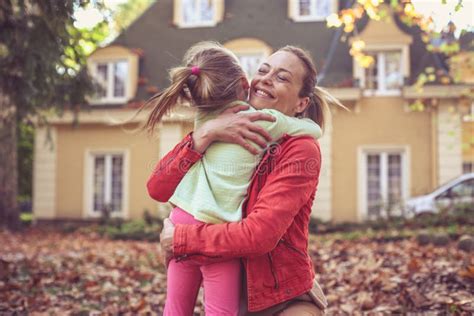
[248,51,309,116]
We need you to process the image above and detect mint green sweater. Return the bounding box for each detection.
[168,101,322,223]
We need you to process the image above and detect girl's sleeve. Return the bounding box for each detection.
[256,109,322,141]
[147,133,203,202]
[173,137,321,259]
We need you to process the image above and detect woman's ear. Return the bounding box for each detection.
[295,96,310,116]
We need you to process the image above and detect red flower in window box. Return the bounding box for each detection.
[146,85,160,94]
[138,77,148,85]
[131,48,145,57]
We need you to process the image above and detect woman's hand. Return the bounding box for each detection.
[192,104,276,154]
[159,218,175,267]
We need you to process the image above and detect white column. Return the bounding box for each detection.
[33,126,57,219]
[437,101,462,184]
[156,123,183,218]
[311,116,332,221]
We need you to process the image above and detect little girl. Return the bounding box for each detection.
[144,42,322,316]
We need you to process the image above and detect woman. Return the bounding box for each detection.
[149,46,341,315]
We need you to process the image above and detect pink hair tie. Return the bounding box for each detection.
[191,66,200,76]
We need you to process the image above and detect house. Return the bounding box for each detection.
[33,0,473,223]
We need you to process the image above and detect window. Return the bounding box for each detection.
[361,149,408,219]
[435,179,474,210]
[236,53,265,79]
[363,50,403,95]
[181,0,215,27]
[85,151,129,218]
[92,153,124,214]
[292,0,334,21]
[450,179,474,198]
[224,38,272,80]
[463,162,474,174]
[462,102,474,122]
[92,60,129,103]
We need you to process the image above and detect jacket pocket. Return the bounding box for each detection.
[279,238,307,258]
[263,239,308,289]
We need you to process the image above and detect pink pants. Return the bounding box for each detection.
[164,207,241,316]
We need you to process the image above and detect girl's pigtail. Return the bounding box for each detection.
[143,67,191,134]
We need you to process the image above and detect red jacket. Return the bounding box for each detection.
[147,133,321,312]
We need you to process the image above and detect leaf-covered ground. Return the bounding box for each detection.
[1,228,473,315]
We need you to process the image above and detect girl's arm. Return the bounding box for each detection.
[146,134,203,202]
[172,137,321,258]
[147,104,275,202]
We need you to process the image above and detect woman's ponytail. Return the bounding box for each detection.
[305,86,347,132]
[278,45,348,133]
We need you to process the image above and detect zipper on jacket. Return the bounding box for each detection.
[267,253,279,289]
[280,238,307,258]
[175,253,223,263]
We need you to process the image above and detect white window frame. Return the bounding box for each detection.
[357,146,410,220]
[353,44,409,97]
[463,161,474,174]
[91,59,129,104]
[290,0,336,22]
[83,149,130,219]
[361,50,403,96]
[462,101,474,122]
[177,0,218,28]
[235,52,266,79]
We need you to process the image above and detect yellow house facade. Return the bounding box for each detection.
[33,0,473,223]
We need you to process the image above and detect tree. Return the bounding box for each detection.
[0,1,106,229]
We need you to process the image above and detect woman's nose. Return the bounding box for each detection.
[261,72,273,85]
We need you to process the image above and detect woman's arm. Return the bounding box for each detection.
[147,104,276,202]
[172,137,321,258]
[192,104,275,154]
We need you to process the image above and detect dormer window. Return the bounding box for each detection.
[289,0,336,22]
[363,50,403,95]
[353,44,410,97]
[236,53,265,79]
[175,0,224,28]
[223,38,273,80]
[350,8,412,96]
[183,0,214,26]
[87,45,139,106]
[92,60,129,103]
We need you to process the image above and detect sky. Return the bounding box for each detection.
[412,0,473,34]
[74,0,474,34]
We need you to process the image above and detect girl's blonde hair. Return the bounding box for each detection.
[277,46,347,131]
[143,41,246,133]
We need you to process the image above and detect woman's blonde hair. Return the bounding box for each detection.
[143,41,246,133]
[277,46,346,131]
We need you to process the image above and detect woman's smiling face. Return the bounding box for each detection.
[248,51,309,117]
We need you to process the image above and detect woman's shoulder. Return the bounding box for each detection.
[278,135,321,159]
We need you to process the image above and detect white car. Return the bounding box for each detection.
[404,173,474,217]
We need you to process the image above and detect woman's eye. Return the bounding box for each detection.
[277,75,288,82]
[258,68,268,74]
